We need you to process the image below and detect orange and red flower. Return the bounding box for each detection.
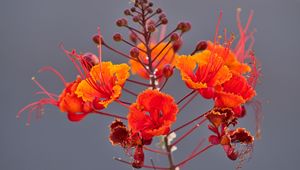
[58,77,93,121]
[128,89,178,140]
[75,62,130,109]
[206,41,251,74]
[176,51,232,93]
[214,72,256,108]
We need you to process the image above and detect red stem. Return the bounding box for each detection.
[170,112,207,134]
[179,92,198,112]
[93,110,127,120]
[143,146,168,155]
[171,118,207,147]
[176,144,214,167]
[113,157,169,170]
[177,90,196,104]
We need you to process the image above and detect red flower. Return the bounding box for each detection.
[214,72,256,108]
[128,90,178,140]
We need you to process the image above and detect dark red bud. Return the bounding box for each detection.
[159,13,166,20]
[116,18,128,27]
[133,15,140,22]
[131,7,136,12]
[82,53,99,71]
[132,145,144,169]
[147,24,156,32]
[148,2,153,7]
[113,33,122,42]
[163,64,174,78]
[161,17,168,25]
[92,35,103,45]
[130,47,140,58]
[156,8,162,14]
[146,8,153,14]
[196,41,208,51]
[170,33,179,41]
[172,39,183,52]
[124,9,131,16]
[185,22,192,32]
[129,33,138,44]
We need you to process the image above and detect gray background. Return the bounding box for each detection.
[1,0,299,169]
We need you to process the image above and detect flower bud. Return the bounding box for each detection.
[113,33,122,42]
[196,41,208,51]
[132,145,144,169]
[163,64,173,78]
[131,7,136,12]
[148,2,153,7]
[146,8,153,14]
[129,32,138,44]
[82,53,99,71]
[92,35,103,45]
[133,15,140,22]
[130,47,140,58]
[156,8,162,14]
[147,24,156,32]
[116,18,128,27]
[170,33,179,41]
[124,9,131,16]
[172,39,183,52]
[161,17,168,25]
[159,13,166,20]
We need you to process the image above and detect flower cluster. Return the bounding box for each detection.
[18,0,262,169]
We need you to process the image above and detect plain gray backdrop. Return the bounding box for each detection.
[1,0,300,169]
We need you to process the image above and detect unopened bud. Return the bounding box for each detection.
[196,41,208,51]
[116,18,128,27]
[130,47,140,58]
[146,8,153,14]
[148,2,153,7]
[131,7,136,12]
[161,17,168,25]
[82,53,99,71]
[129,32,138,44]
[170,33,179,41]
[133,15,140,22]
[163,64,174,78]
[92,35,103,45]
[147,24,156,32]
[132,145,144,169]
[172,39,183,52]
[113,33,122,42]
[156,8,162,14]
[159,13,166,20]
[124,9,131,16]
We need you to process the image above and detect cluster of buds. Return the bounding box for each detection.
[18,0,262,169]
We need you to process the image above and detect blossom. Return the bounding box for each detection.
[128,89,178,140]
[214,72,256,108]
[129,42,176,80]
[206,41,251,74]
[175,51,232,92]
[75,62,130,108]
[18,76,94,124]
[58,77,93,121]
